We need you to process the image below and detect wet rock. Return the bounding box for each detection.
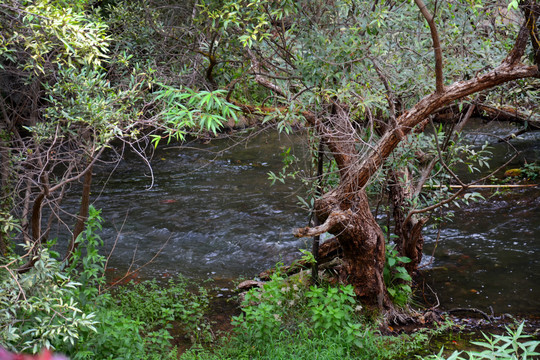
[237,280,264,291]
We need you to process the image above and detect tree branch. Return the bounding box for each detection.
[293,209,351,238]
[352,61,538,190]
[246,48,289,98]
[414,0,445,92]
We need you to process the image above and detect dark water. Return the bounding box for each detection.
[422,119,540,315]
[63,122,539,314]
[86,130,311,279]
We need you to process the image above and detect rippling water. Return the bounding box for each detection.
[422,188,540,314]
[58,122,539,314]
[82,130,311,279]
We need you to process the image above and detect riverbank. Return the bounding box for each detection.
[169,272,540,359]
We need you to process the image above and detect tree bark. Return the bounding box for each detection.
[296,186,391,309]
[295,29,538,309]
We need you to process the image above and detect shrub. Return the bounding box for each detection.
[0,207,210,359]
[0,249,97,354]
[227,270,427,359]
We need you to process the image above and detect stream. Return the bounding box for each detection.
[60,122,539,315]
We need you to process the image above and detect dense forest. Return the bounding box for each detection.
[1,0,539,358]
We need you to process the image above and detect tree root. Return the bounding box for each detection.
[446,307,492,322]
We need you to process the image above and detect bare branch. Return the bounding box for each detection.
[246,48,289,98]
[414,0,445,92]
[293,209,351,238]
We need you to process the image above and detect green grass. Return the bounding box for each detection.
[181,325,425,360]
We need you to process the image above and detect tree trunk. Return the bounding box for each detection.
[388,171,428,272]
[296,182,391,309]
[320,190,390,308]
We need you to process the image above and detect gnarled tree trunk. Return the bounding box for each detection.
[294,30,538,309]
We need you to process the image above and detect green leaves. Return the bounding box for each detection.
[383,244,413,306]
[508,0,519,10]
[152,85,240,147]
[306,284,360,339]
[427,322,540,360]
[15,0,111,74]
[113,276,211,345]
[0,249,98,354]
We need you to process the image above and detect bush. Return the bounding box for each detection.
[0,207,210,359]
[0,249,98,354]
[224,270,427,359]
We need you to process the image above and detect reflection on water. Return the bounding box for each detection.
[59,123,539,314]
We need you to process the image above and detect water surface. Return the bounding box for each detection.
[61,123,539,314]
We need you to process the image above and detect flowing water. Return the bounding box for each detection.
[79,129,311,280]
[60,121,539,315]
[422,119,540,315]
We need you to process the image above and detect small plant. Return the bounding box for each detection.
[267,146,300,185]
[232,270,304,340]
[383,244,413,307]
[305,284,362,345]
[66,206,107,306]
[113,275,211,343]
[522,162,540,181]
[426,322,540,359]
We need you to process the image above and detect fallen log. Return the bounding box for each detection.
[433,102,540,130]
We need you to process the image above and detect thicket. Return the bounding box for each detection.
[0,207,210,359]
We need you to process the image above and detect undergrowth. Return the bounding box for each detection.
[426,322,540,360]
[2,208,538,359]
[181,267,430,360]
[0,206,210,359]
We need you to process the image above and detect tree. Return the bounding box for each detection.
[198,0,540,312]
[0,0,238,269]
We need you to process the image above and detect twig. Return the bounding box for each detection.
[100,210,130,293]
[103,235,171,291]
[447,307,492,321]
[423,184,538,188]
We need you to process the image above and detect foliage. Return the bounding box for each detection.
[0,207,210,358]
[151,85,240,147]
[383,243,413,307]
[426,322,540,359]
[228,269,427,359]
[66,206,106,306]
[267,146,301,185]
[0,210,21,251]
[113,276,212,343]
[1,0,110,74]
[182,323,429,360]
[522,162,540,181]
[0,248,98,354]
[305,284,362,344]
